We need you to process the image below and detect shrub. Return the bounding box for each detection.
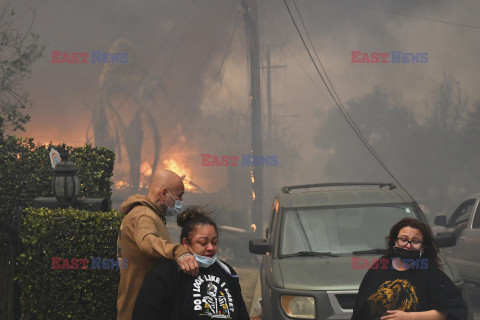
[0,137,114,242]
[15,207,123,319]
[0,135,115,319]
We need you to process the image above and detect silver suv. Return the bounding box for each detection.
[434,194,480,320]
[250,183,463,320]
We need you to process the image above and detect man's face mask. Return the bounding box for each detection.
[165,190,183,216]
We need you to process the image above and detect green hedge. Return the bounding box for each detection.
[0,134,116,319]
[15,207,123,319]
[0,136,114,242]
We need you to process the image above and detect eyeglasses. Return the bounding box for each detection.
[396,238,423,249]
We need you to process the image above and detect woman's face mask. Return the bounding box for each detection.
[191,250,218,268]
[184,224,218,267]
[393,246,423,260]
[393,227,424,260]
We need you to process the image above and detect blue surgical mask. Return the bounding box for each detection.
[192,250,218,268]
[165,190,183,216]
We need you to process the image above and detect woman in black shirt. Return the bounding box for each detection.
[132,207,250,320]
[352,217,467,320]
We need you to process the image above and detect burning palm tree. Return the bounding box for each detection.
[87,38,163,191]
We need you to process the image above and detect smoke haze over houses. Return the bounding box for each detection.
[8,0,480,220]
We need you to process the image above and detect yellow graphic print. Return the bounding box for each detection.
[368,279,419,319]
[201,283,231,318]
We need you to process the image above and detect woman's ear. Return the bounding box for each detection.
[182,238,189,249]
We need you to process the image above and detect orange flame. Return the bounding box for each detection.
[252,189,256,200]
[251,224,257,233]
[140,161,152,177]
[163,158,196,192]
[115,179,130,189]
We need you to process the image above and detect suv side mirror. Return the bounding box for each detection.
[435,231,457,248]
[249,239,271,255]
[434,215,447,227]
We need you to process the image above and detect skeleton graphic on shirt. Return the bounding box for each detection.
[192,272,236,319]
[202,282,231,318]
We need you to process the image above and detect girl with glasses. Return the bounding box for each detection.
[352,217,467,320]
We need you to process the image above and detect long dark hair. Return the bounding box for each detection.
[382,218,442,268]
[177,206,217,244]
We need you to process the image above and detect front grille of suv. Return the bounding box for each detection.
[335,293,357,310]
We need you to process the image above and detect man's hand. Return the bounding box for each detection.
[176,253,199,277]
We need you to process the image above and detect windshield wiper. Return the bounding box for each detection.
[352,249,385,255]
[280,251,339,258]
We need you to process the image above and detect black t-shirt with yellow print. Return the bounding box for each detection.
[351,259,467,320]
[132,259,250,320]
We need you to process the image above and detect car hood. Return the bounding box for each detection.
[274,256,372,291]
[273,254,462,291]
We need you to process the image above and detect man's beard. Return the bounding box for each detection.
[154,199,168,214]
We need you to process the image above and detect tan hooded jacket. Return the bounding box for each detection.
[116,194,189,320]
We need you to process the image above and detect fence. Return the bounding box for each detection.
[0,207,23,320]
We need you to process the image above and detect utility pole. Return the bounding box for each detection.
[262,45,286,211]
[266,46,272,142]
[243,0,263,236]
[262,45,285,143]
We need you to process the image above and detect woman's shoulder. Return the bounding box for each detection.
[215,260,239,278]
[424,263,454,282]
[149,258,178,276]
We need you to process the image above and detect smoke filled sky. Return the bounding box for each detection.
[10,0,480,212]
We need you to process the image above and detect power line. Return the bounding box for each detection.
[288,0,402,188]
[342,3,480,31]
[201,9,242,109]
[88,1,235,149]
[151,6,242,158]
[259,12,336,110]
[282,26,335,110]
[149,1,239,130]
[283,0,413,198]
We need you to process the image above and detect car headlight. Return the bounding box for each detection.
[280,295,315,319]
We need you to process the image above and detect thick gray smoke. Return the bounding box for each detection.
[10,0,480,223]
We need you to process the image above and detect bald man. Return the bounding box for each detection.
[116,169,199,320]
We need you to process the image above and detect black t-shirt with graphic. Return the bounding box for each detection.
[351,259,467,320]
[133,259,250,320]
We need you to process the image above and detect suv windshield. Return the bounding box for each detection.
[280,205,417,256]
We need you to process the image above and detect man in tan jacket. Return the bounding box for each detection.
[116,169,199,320]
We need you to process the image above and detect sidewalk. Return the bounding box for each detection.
[249,272,262,318]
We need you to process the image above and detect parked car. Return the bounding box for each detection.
[250,182,463,320]
[434,194,480,320]
[217,225,259,267]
